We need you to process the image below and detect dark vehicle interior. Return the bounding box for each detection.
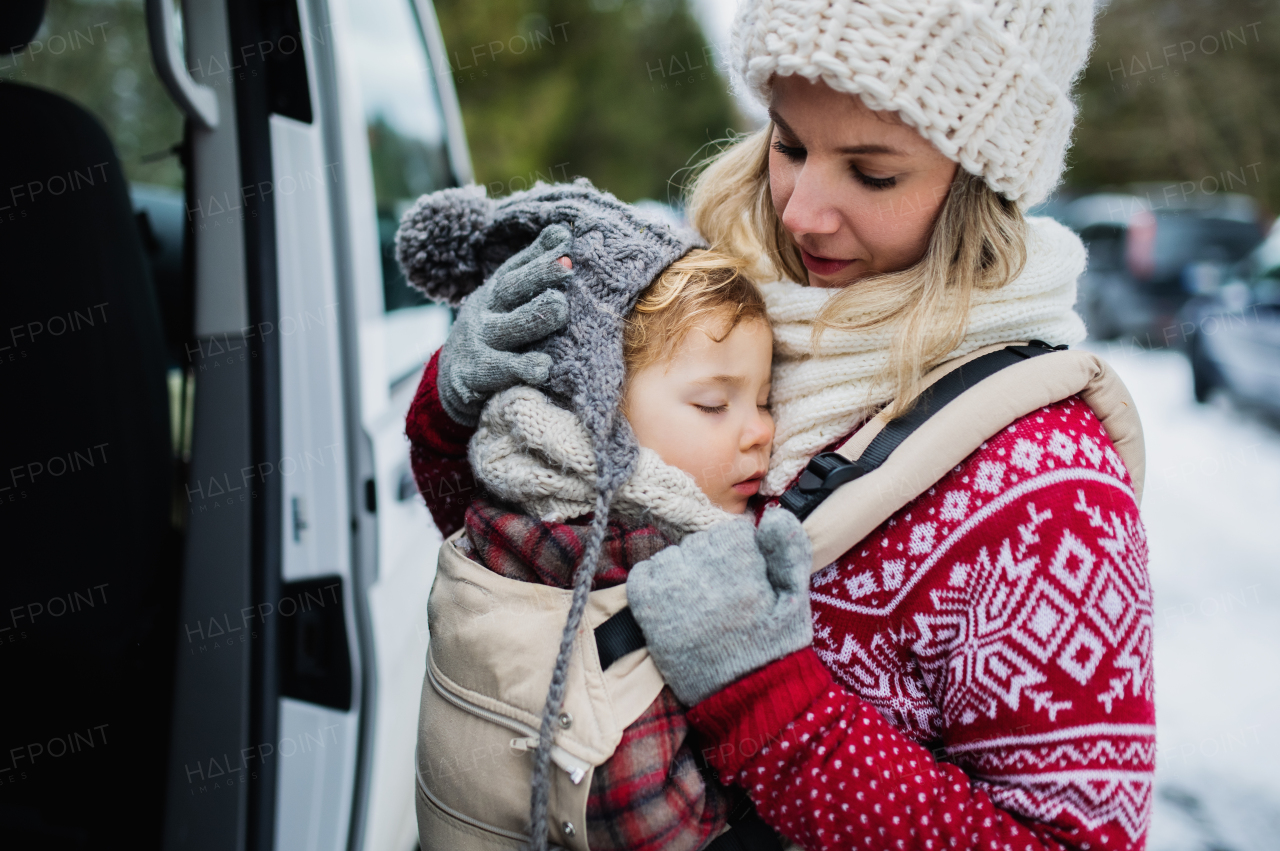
[1,0,181,845]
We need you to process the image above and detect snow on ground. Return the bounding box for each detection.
[1088,342,1280,851]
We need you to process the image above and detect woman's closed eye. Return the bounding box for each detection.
[774,138,896,190]
[771,139,804,161]
[852,164,896,190]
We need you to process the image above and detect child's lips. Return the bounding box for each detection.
[732,474,763,496]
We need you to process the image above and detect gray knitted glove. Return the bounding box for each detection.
[627,507,814,706]
[437,225,572,426]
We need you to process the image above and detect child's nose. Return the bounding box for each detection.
[741,408,774,451]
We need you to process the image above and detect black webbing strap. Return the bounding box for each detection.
[705,804,786,851]
[778,341,1066,520]
[596,341,1066,668]
[594,607,647,670]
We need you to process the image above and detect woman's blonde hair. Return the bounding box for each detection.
[684,126,1028,418]
[623,248,768,379]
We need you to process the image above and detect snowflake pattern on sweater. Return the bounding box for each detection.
[691,395,1155,851]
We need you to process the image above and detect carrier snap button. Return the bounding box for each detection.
[562,821,576,837]
[558,712,573,729]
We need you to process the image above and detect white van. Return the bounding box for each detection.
[0,0,464,848]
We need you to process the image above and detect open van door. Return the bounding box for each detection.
[1,0,466,848]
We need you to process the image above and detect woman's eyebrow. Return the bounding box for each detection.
[770,108,905,156]
[769,108,796,137]
[836,143,904,156]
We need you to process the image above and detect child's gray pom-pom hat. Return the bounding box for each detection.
[395,178,706,851]
[396,178,707,452]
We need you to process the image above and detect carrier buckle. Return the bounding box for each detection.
[796,452,866,493]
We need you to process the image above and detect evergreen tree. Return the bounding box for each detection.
[433,0,742,204]
[1072,0,1279,216]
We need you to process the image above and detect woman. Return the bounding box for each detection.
[405,1,1154,849]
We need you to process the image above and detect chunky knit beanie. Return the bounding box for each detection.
[396,178,705,850]
[731,0,1098,208]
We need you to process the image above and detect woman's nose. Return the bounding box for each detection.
[780,162,841,237]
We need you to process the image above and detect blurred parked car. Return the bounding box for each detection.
[1066,193,1139,341]
[1067,192,1265,343]
[1024,187,1088,227]
[1180,222,1280,413]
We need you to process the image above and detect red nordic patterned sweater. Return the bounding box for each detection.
[407,350,1156,851]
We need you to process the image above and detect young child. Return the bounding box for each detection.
[461,250,773,851]
[397,181,780,851]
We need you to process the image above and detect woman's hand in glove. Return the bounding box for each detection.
[437,224,573,426]
[627,507,814,706]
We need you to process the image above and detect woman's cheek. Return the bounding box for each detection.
[857,190,907,238]
[852,201,930,270]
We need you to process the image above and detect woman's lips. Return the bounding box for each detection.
[800,248,854,277]
[732,475,763,496]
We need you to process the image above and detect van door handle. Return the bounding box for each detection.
[279,576,352,711]
[145,0,219,129]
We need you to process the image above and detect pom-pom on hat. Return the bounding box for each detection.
[731,0,1099,208]
[395,178,706,851]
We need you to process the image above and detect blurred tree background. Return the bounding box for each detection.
[432,0,742,204]
[17,0,1275,218]
[1071,0,1279,215]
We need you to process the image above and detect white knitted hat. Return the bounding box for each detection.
[731,0,1098,208]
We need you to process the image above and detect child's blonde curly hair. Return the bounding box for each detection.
[623,248,769,379]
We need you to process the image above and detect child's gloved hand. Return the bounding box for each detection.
[437,225,573,426]
[627,506,814,706]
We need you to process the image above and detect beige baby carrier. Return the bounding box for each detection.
[414,342,1146,850]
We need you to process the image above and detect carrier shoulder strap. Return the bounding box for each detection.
[777,341,1064,520]
[797,341,1145,570]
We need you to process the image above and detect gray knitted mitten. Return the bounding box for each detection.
[627,507,814,706]
[437,225,572,426]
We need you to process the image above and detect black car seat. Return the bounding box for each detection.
[0,0,178,846]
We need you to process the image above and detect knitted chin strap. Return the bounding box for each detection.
[525,491,610,850]
[525,422,634,851]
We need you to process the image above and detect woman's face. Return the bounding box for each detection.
[768,75,959,288]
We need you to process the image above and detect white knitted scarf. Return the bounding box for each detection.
[763,216,1089,495]
[470,386,736,539]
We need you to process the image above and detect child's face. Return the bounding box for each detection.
[623,317,774,514]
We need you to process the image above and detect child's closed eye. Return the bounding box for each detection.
[694,403,728,414]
